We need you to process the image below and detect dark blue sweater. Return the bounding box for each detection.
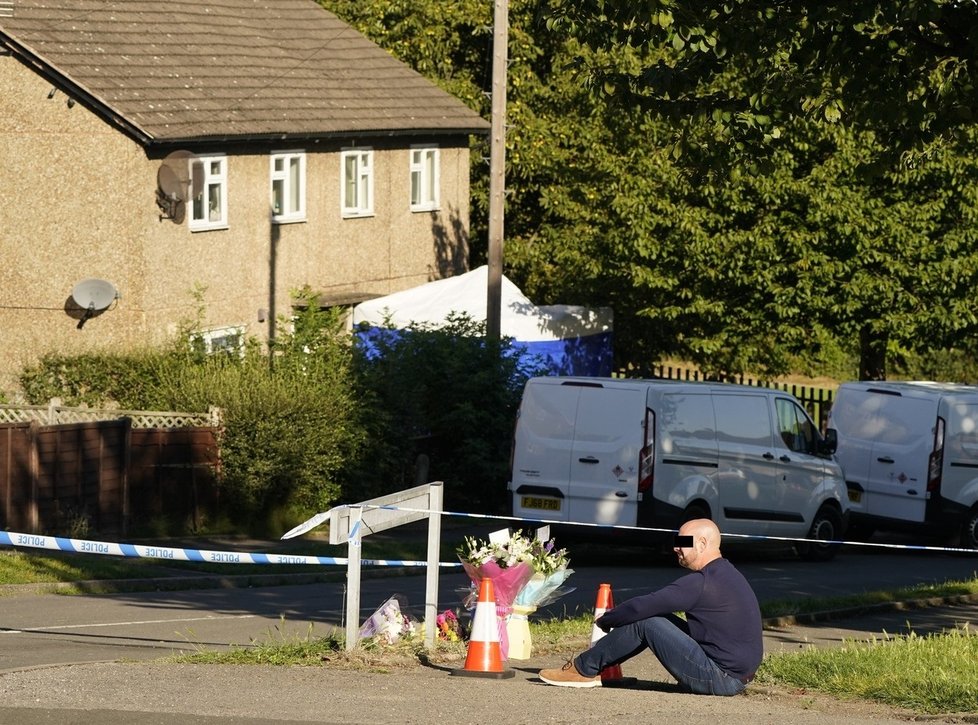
[595,558,763,678]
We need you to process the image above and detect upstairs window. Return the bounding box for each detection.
[190,154,228,231]
[341,148,373,218]
[410,145,440,211]
[270,150,306,223]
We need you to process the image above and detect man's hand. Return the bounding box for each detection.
[594,612,616,632]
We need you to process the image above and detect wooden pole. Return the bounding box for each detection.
[486,0,508,342]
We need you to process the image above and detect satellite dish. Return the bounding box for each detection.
[71,278,119,328]
[156,150,202,221]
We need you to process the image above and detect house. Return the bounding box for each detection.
[0,0,490,394]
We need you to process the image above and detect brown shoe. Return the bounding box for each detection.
[539,659,601,688]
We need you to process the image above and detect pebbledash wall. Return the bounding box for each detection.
[0,52,474,393]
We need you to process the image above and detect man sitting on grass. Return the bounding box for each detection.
[538,518,762,695]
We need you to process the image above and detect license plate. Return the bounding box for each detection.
[521,496,561,512]
[848,490,862,503]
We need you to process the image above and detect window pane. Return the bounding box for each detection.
[344,156,357,208]
[208,183,221,221]
[426,151,436,201]
[272,179,284,215]
[288,157,301,213]
[411,171,421,205]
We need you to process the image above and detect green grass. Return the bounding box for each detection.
[0,549,173,585]
[756,627,978,714]
[760,576,978,619]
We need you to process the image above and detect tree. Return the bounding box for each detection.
[544,1,978,161]
[323,1,978,380]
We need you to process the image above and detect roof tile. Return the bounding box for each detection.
[0,0,489,142]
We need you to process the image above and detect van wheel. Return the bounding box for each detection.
[961,509,978,550]
[682,504,711,524]
[797,506,843,562]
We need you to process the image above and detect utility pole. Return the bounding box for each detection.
[486,0,508,342]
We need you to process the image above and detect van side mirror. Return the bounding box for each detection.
[819,428,838,455]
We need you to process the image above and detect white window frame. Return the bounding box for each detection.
[189,154,228,231]
[199,325,245,356]
[270,150,306,223]
[341,148,374,218]
[410,145,440,212]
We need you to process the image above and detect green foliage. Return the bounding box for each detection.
[323,0,978,381]
[18,294,365,534]
[543,1,978,162]
[19,349,175,408]
[351,313,544,514]
[155,302,364,532]
[758,628,978,714]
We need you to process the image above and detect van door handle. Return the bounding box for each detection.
[578,457,599,464]
[877,456,894,464]
[907,489,918,495]
[763,452,775,460]
[780,455,791,462]
[615,491,628,498]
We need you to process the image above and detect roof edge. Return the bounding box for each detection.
[1,32,156,145]
[145,125,491,149]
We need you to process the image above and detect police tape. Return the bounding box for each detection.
[0,530,461,568]
[345,503,978,555]
[4,504,977,565]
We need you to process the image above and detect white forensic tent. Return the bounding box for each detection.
[352,266,613,376]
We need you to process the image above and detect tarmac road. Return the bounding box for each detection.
[2,543,977,671]
[2,600,977,725]
[1,535,978,723]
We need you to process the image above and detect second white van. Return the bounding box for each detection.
[508,376,850,559]
[828,380,978,548]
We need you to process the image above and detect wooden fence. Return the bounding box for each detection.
[0,419,220,537]
[616,363,836,429]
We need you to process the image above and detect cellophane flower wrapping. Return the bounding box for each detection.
[514,567,574,608]
[514,534,573,608]
[357,594,417,645]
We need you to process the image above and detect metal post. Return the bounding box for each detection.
[344,505,363,651]
[424,482,444,649]
[486,0,508,342]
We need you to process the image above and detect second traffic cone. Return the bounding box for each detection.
[590,583,634,686]
[451,577,515,679]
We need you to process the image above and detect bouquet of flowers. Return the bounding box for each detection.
[514,536,574,610]
[357,594,417,645]
[457,528,537,659]
[436,609,464,642]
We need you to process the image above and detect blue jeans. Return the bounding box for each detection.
[575,614,747,696]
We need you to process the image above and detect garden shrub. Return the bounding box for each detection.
[349,313,547,515]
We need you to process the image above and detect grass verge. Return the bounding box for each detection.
[171,613,978,715]
[756,627,978,714]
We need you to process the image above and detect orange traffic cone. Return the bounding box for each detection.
[590,583,634,687]
[452,577,515,679]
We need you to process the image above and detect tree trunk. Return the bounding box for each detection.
[858,325,888,380]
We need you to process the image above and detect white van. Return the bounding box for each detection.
[828,381,978,548]
[508,376,850,559]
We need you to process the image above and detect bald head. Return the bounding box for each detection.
[675,518,722,571]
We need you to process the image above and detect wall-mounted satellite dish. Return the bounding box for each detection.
[156,150,202,223]
[70,278,119,329]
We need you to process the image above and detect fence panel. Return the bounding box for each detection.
[0,420,219,536]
